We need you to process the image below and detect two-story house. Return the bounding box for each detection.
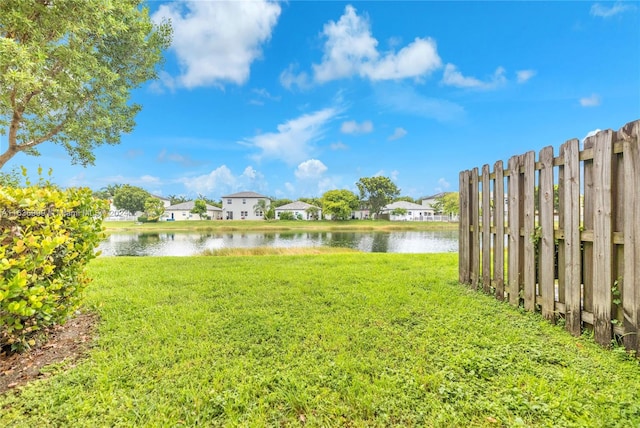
[221,191,271,220]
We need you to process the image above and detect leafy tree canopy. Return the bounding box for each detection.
[144,197,165,221]
[113,185,150,215]
[321,189,359,221]
[356,176,400,218]
[168,194,189,206]
[436,192,459,216]
[190,199,208,219]
[0,0,171,169]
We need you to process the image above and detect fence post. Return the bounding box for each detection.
[494,161,505,301]
[471,167,480,289]
[562,139,582,336]
[592,130,614,346]
[508,155,521,306]
[459,170,471,284]
[622,121,640,352]
[482,164,492,293]
[523,151,536,311]
[539,146,555,321]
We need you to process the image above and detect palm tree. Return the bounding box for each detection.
[253,199,270,220]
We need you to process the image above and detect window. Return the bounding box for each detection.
[227,199,232,205]
[257,211,263,217]
[242,199,246,204]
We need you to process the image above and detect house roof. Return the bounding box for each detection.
[150,194,171,201]
[420,192,449,201]
[221,191,269,199]
[167,201,222,211]
[275,201,320,211]
[383,201,428,211]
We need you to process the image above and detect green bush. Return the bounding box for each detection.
[0,185,107,352]
[278,212,295,220]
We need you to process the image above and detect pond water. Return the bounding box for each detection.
[98,230,459,256]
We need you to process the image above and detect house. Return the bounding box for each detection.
[164,200,222,221]
[275,201,322,220]
[221,191,270,220]
[420,192,458,221]
[381,201,435,221]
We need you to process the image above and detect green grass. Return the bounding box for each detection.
[2,254,640,427]
[104,219,459,233]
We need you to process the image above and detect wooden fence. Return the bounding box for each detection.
[458,119,640,352]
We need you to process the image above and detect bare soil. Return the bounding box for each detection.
[0,312,97,394]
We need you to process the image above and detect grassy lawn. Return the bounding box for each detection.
[104,219,459,233]
[2,253,640,426]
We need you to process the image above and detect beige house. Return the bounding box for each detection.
[275,201,321,220]
[381,201,434,221]
[221,191,270,220]
[165,200,222,221]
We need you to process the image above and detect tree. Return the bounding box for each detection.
[299,197,322,207]
[253,199,271,220]
[168,194,188,205]
[190,199,208,220]
[305,206,320,220]
[436,192,459,217]
[271,198,293,208]
[0,1,171,169]
[321,189,359,220]
[144,197,165,221]
[391,207,408,217]
[394,196,416,204]
[113,185,150,215]
[0,166,21,187]
[356,176,400,219]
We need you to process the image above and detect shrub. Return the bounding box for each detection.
[0,184,107,352]
[278,212,295,220]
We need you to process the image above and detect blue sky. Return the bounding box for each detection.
[4,1,639,200]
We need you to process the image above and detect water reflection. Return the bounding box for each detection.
[99,230,458,257]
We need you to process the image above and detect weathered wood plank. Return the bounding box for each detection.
[562,139,582,336]
[494,161,505,301]
[471,167,480,290]
[539,146,555,321]
[557,148,566,305]
[459,171,470,284]
[523,151,536,311]
[592,129,614,346]
[482,164,492,293]
[508,155,521,306]
[621,120,640,352]
[583,138,595,318]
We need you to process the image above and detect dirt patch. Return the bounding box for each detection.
[0,312,98,394]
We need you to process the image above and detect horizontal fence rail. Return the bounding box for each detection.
[459,119,640,352]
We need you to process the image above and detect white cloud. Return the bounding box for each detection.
[283,5,441,88]
[580,94,601,107]
[330,141,348,150]
[280,64,312,90]
[516,69,536,83]
[374,83,464,122]
[180,165,265,196]
[590,2,636,18]
[152,0,281,89]
[243,107,339,165]
[295,159,328,179]
[390,170,399,181]
[582,129,602,146]
[340,120,373,134]
[442,64,507,89]
[249,88,281,105]
[436,178,450,192]
[102,174,162,188]
[388,127,407,141]
[157,149,202,167]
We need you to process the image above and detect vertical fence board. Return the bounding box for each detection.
[494,161,505,301]
[583,139,595,321]
[459,171,471,284]
[539,146,555,320]
[557,149,566,306]
[471,167,480,290]
[482,164,492,293]
[562,139,582,336]
[613,147,625,333]
[592,130,614,346]
[523,152,536,311]
[508,156,521,306]
[622,122,640,352]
